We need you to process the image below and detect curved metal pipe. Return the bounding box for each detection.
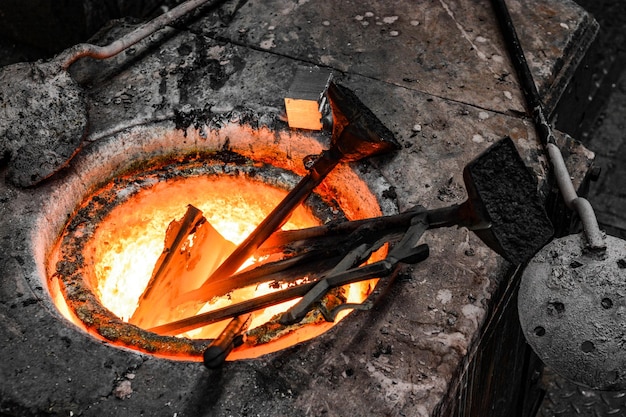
[547,143,605,250]
[57,0,217,69]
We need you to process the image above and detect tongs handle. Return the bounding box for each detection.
[203,313,251,369]
[281,216,429,325]
[149,243,429,336]
[280,242,376,325]
[491,0,605,251]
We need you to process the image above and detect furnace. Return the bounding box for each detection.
[47,120,391,360]
[0,0,600,416]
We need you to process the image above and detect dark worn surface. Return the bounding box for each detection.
[464,137,554,264]
[212,0,594,115]
[520,234,626,391]
[438,264,545,417]
[0,60,87,186]
[535,1,626,415]
[585,67,626,238]
[0,0,179,57]
[0,1,598,416]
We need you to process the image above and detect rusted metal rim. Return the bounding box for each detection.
[39,117,398,361]
[52,151,340,359]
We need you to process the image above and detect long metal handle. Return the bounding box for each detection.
[182,149,342,305]
[259,206,423,252]
[150,258,392,335]
[149,244,429,336]
[261,203,475,254]
[491,0,605,250]
[203,313,251,369]
[58,0,218,69]
[280,242,374,325]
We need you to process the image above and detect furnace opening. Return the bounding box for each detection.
[47,146,387,361]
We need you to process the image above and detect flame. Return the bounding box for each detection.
[75,173,378,358]
[86,176,315,319]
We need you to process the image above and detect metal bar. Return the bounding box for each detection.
[203,313,252,369]
[179,212,431,309]
[280,216,428,326]
[149,244,429,336]
[176,250,343,305]
[58,0,220,68]
[279,242,374,325]
[189,148,343,297]
[150,263,377,335]
[262,204,470,258]
[259,206,424,253]
[490,0,606,250]
[175,82,400,314]
[386,215,429,261]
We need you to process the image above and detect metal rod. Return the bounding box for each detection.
[178,210,434,305]
[149,244,429,336]
[188,148,343,298]
[183,207,454,304]
[258,207,421,254]
[57,0,219,69]
[261,204,471,256]
[177,250,343,306]
[150,262,382,335]
[176,82,400,312]
[280,242,374,325]
[490,0,605,250]
[203,313,251,369]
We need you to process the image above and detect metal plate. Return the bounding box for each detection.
[519,233,626,390]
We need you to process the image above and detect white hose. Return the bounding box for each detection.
[547,142,605,250]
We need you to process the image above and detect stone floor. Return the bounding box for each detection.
[573,0,626,240]
[0,1,619,416]
[585,68,626,240]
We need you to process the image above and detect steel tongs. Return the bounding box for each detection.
[149,214,429,336]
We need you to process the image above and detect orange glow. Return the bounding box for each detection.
[84,176,320,322]
[62,173,380,359]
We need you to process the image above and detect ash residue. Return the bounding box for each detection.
[466,137,554,263]
[174,105,285,134]
[174,104,214,132]
[175,37,245,103]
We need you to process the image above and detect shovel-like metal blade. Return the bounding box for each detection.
[326,82,400,161]
[462,137,554,264]
[518,233,626,390]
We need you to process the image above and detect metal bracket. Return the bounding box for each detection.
[319,301,374,322]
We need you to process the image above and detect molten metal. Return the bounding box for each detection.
[48,152,383,361]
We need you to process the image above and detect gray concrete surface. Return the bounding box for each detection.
[0,1,601,416]
[572,0,626,240]
[586,68,626,239]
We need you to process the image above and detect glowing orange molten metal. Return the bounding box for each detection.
[88,175,320,323]
[50,173,379,360]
